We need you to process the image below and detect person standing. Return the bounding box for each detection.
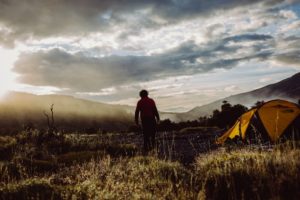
[135,90,160,153]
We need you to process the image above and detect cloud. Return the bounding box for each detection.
[279,9,298,19]
[279,19,300,33]
[259,77,273,83]
[275,50,300,65]
[77,87,117,96]
[224,85,240,92]
[274,36,300,66]
[0,0,290,46]
[13,33,274,92]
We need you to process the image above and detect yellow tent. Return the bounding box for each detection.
[216,99,300,144]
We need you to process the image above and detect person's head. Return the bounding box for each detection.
[139,90,148,98]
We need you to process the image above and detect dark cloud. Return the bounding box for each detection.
[13,34,274,91]
[224,34,273,42]
[276,51,300,65]
[273,36,300,65]
[0,0,119,45]
[151,0,264,21]
[280,36,300,49]
[0,0,285,46]
[0,32,14,48]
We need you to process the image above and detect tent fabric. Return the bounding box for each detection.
[217,100,300,144]
[258,100,300,142]
[216,120,239,144]
[216,109,256,144]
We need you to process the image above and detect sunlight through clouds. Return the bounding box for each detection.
[0,48,18,98]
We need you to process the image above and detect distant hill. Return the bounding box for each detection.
[0,92,177,134]
[0,92,135,134]
[177,72,300,121]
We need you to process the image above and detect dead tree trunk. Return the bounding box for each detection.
[43,104,56,136]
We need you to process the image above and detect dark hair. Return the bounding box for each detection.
[139,90,148,98]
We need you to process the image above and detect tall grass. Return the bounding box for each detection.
[194,145,300,200]
[1,131,300,199]
[1,156,195,199]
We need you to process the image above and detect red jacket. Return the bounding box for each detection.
[135,97,160,122]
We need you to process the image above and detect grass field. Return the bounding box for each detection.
[0,131,299,200]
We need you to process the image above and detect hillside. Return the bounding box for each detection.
[0,92,135,133]
[0,92,177,134]
[178,72,300,120]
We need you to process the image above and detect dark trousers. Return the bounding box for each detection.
[141,117,156,153]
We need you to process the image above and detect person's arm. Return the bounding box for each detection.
[135,102,140,125]
[153,101,160,122]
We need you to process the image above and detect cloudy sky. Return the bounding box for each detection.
[0,0,300,112]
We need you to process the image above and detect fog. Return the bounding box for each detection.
[0,92,134,134]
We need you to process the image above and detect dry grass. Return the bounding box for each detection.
[1,131,300,200]
[1,156,195,199]
[56,156,194,199]
[0,136,16,160]
[194,145,300,200]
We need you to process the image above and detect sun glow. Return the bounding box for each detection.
[0,48,18,98]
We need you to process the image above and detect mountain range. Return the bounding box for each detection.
[177,72,300,121]
[0,72,299,133]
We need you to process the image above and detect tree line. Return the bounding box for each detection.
[143,101,252,132]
